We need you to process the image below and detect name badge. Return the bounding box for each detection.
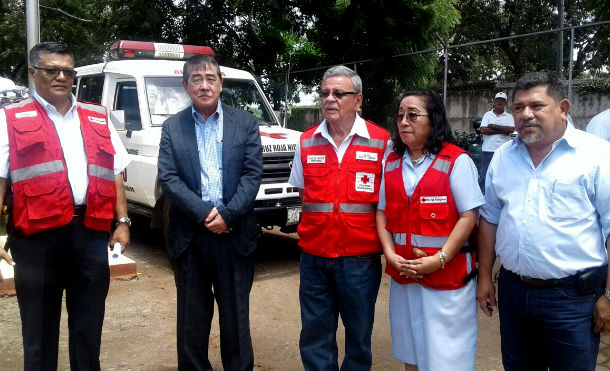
[420,196,447,204]
[307,155,326,164]
[89,116,107,125]
[15,111,37,119]
[355,172,375,193]
[356,151,378,161]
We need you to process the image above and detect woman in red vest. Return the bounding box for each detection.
[376,90,485,371]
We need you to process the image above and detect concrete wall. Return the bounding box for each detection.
[447,90,610,132]
[286,91,609,133]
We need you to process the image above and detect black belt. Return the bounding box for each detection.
[73,205,86,217]
[501,265,606,289]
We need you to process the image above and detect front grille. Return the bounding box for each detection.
[262,151,294,184]
[254,197,301,208]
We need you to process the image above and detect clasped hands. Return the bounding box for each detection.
[387,252,441,280]
[203,207,231,234]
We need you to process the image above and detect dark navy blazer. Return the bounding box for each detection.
[158,103,263,257]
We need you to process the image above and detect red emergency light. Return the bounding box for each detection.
[109,40,215,60]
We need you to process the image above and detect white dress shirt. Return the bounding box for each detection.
[0,92,130,205]
[480,124,610,279]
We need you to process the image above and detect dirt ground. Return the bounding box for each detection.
[0,222,608,371]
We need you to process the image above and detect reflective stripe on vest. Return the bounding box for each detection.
[393,233,406,245]
[352,137,385,149]
[4,97,34,110]
[432,158,451,173]
[89,164,115,181]
[302,136,328,148]
[77,101,106,115]
[340,203,375,213]
[10,160,64,183]
[303,202,334,212]
[386,159,400,172]
[410,233,470,248]
[303,202,375,214]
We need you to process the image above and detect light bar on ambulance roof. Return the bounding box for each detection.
[109,40,215,60]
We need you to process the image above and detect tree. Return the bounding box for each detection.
[446,0,609,87]
[295,0,460,125]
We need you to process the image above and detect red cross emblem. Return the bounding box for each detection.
[360,174,370,184]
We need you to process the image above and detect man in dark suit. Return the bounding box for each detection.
[157,54,262,371]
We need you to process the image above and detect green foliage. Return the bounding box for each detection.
[573,77,610,94]
[446,0,610,85]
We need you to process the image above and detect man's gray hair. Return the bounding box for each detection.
[322,65,362,94]
[183,54,221,83]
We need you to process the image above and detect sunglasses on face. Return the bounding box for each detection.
[32,65,76,79]
[319,90,357,99]
[395,112,429,122]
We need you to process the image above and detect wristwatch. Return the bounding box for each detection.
[604,289,610,302]
[116,217,131,228]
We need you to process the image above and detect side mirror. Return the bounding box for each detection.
[110,110,126,130]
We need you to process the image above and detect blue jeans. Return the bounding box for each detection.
[498,267,602,371]
[299,252,382,371]
[478,151,494,193]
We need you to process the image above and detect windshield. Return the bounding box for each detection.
[145,76,278,126]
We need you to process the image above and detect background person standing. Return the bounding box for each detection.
[586,108,610,141]
[0,42,130,371]
[478,92,514,191]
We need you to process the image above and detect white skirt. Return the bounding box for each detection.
[389,279,477,371]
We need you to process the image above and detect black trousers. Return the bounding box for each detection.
[10,217,110,371]
[174,230,255,371]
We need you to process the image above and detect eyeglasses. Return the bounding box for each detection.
[32,65,76,79]
[396,112,429,122]
[319,90,357,99]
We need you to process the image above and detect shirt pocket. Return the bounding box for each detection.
[545,182,588,221]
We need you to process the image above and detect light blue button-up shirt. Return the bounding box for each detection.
[480,123,610,279]
[192,100,223,206]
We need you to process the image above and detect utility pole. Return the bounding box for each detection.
[555,0,564,79]
[26,0,40,92]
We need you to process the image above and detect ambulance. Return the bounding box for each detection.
[74,40,302,240]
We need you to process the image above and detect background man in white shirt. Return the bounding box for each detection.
[478,92,514,192]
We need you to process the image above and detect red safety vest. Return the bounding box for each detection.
[4,98,117,235]
[298,120,389,257]
[384,142,475,290]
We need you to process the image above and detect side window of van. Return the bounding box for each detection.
[114,81,141,127]
[77,75,104,104]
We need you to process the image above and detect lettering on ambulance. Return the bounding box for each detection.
[261,143,297,153]
[126,148,139,155]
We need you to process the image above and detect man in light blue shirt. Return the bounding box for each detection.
[477,72,610,371]
[586,108,610,142]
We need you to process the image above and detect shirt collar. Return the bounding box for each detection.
[512,120,582,150]
[33,91,77,116]
[192,100,223,124]
[314,114,370,140]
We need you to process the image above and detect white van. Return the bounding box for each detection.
[74,40,302,240]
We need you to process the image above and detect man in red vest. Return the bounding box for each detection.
[0,42,130,371]
[288,66,389,370]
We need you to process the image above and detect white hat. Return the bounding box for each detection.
[494,92,508,100]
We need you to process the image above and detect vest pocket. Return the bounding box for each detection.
[298,212,329,254]
[91,180,116,219]
[303,167,329,201]
[347,164,380,202]
[23,176,63,219]
[418,203,450,235]
[13,119,45,153]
